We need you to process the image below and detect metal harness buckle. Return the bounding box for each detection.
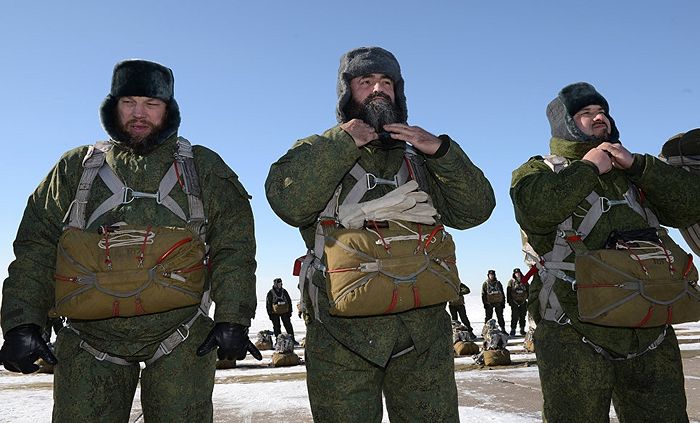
[600,196,628,213]
[366,173,399,190]
[123,187,162,204]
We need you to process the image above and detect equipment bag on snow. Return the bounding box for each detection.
[53,224,207,319]
[482,349,511,366]
[454,341,479,356]
[323,220,460,316]
[570,227,700,327]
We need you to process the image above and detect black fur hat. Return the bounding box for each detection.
[100,59,181,147]
[336,46,408,124]
[546,82,619,142]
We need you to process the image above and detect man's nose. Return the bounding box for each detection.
[132,103,146,117]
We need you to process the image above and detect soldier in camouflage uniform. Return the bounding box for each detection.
[506,268,528,336]
[510,82,700,422]
[265,46,495,422]
[0,59,259,422]
[481,269,507,333]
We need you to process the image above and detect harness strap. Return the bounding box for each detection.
[69,138,205,235]
[66,142,112,229]
[581,326,667,361]
[71,291,211,366]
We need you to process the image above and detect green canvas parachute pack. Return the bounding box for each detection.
[522,155,700,330]
[51,138,208,320]
[298,152,460,319]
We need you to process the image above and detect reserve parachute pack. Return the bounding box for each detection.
[485,282,504,305]
[298,147,460,319]
[511,281,528,305]
[52,138,209,320]
[270,290,291,315]
[522,155,700,330]
[660,128,700,256]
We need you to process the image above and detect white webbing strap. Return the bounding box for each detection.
[66,142,112,229]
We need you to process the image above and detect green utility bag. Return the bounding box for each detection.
[52,225,207,320]
[323,221,460,317]
[573,229,700,327]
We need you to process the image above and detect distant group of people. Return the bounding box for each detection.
[1,45,698,423]
[448,268,530,339]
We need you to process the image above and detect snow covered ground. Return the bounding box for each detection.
[1,295,699,422]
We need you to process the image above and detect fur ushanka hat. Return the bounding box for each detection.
[546,82,619,143]
[99,59,181,146]
[336,46,408,124]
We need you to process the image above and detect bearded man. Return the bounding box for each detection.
[0,59,259,421]
[266,46,495,422]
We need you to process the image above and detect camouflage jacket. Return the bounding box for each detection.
[1,135,257,360]
[265,125,495,366]
[510,137,700,356]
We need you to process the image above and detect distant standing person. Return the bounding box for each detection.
[266,278,296,344]
[507,268,528,336]
[448,283,476,339]
[481,270,506,333]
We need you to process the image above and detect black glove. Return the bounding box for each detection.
[0,324,58,374]
[196,322,262,361]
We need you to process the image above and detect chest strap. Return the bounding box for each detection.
[65,138,205,239]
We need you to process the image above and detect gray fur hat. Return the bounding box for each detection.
[336,46,407,124]
[546,82,619,142]
[100,59,181,146]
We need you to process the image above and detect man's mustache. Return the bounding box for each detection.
[363,92,392,105]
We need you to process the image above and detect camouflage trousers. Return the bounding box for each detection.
[534,321,688,423]
[52,315,216,423]
[305,319,459,423]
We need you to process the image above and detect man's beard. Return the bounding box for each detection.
[114,118,166,155]
[345,93,402,148]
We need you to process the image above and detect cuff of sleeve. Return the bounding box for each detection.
[429,135,451,159]
[624,153,646,178]
[579,159,601,174]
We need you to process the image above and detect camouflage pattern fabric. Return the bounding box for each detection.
[266,125,492,419]
[535,321,688,423]
[1,135,256,418]
[53,315,216,422]
[2,135,257,357]
[511,136,700,421]
[511,137,700,355]
[266,126,494,366]
[305,317,459,423]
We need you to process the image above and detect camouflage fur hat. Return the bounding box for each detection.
[336,46,408,124]
[546,82,619,143]
[100,59,181,146]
